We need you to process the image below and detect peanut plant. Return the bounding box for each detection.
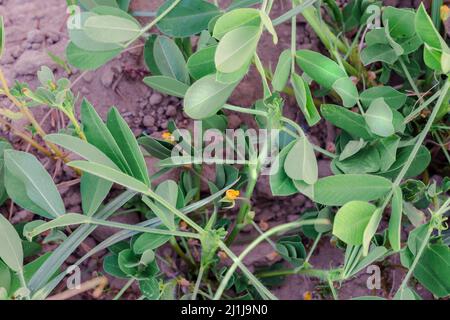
[0,0,449,300]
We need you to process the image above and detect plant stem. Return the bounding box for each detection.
[328,276,338,300]
[218,243,277,300]
[0,117,52,156]
[192,265,205,300]
[113,278,135,300]
[256,267,329,280]
[396,198,450,295]
[0,68,66,159]
[404,89,441,123]
[170,237,196,268]
[399,57,423,103]
[434,132,450,164]
[91,218,201,239]
[304,233,321,265]
[125,0,181,47]
[225,172,258,245]
[215,219,330,300]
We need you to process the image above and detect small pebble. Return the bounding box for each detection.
[149,93,163,105]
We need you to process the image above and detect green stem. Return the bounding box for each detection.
[399,57,423,103]
[304,233,321,265]
[434,132,450,165]
[215,219,330,300]
[225,172,258,246]
[125,0,181,47]
[91,218,200,239]
[256,267,329,280]
[404,89,441,123]
[218,243,278,300]
[397,224,432,294]
[192,265,205,300]
[113,278,135,300]
[381,80,450,211]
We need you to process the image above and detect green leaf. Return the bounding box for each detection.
[394,286,421,300]
[423,44,443,72]
[382,7,416,39]
[215,26,261,74]
[295,50,347,89]
[272,50,291,92]
[376,135,400,172]
[80,173,112,217]
[314,174,392,206]
[215,62,250,83]
[407,223,428,256]
[107,107,150,186]
[26,214,90,240]
[68,10,125,52]
[81,99,131,174]
[0,260,11,294]
[415,3,445,50]
[362,208,382,256]
[335,146,381,174]
[227,0,262,10]
[142,180,178,230]
[213,8,261,40]
[0,214,23,272]
[183,74,238,120]
[360,44,398,65]
[68,161,149,194]
[118,249,139,276]
[276,236,306,267]
[259,10,277,44]
[139,278,160,300]
[0,140,12,206]
[44,133,118,216]
[384,21,404,57]
[133,233,171,254]
[4,150,65,219]
[414,244,450,298]
[284,136,318,184]
[379,145,430,179]
[143,35,161,75]
[364,98,395,137]
[138,136,173,160]
[290,73,320,126]
[153,36,190,84]
[321,104,373,140]
[156,0,220,38]
[332,77,359,108]
[349,246,388,277]
[45,134,118,169]
[0,16,4,59]
[388,186,402,252]
[79,0,119,9]
[143,76,189,98]
[269,141,297,196]
[66,42,121,70]
[333,201,377,245]
[187,45,217,80]
[360,86,406,110]
[339,139,366,161]
[103,254,128,279]
[83,14,141,44]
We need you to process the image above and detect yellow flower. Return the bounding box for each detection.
[162,131,175,143]
[441,5,450,21]
[303,291,313,300]
[225,189,240,201]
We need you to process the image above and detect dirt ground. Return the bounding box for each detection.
[0,0,434,299]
